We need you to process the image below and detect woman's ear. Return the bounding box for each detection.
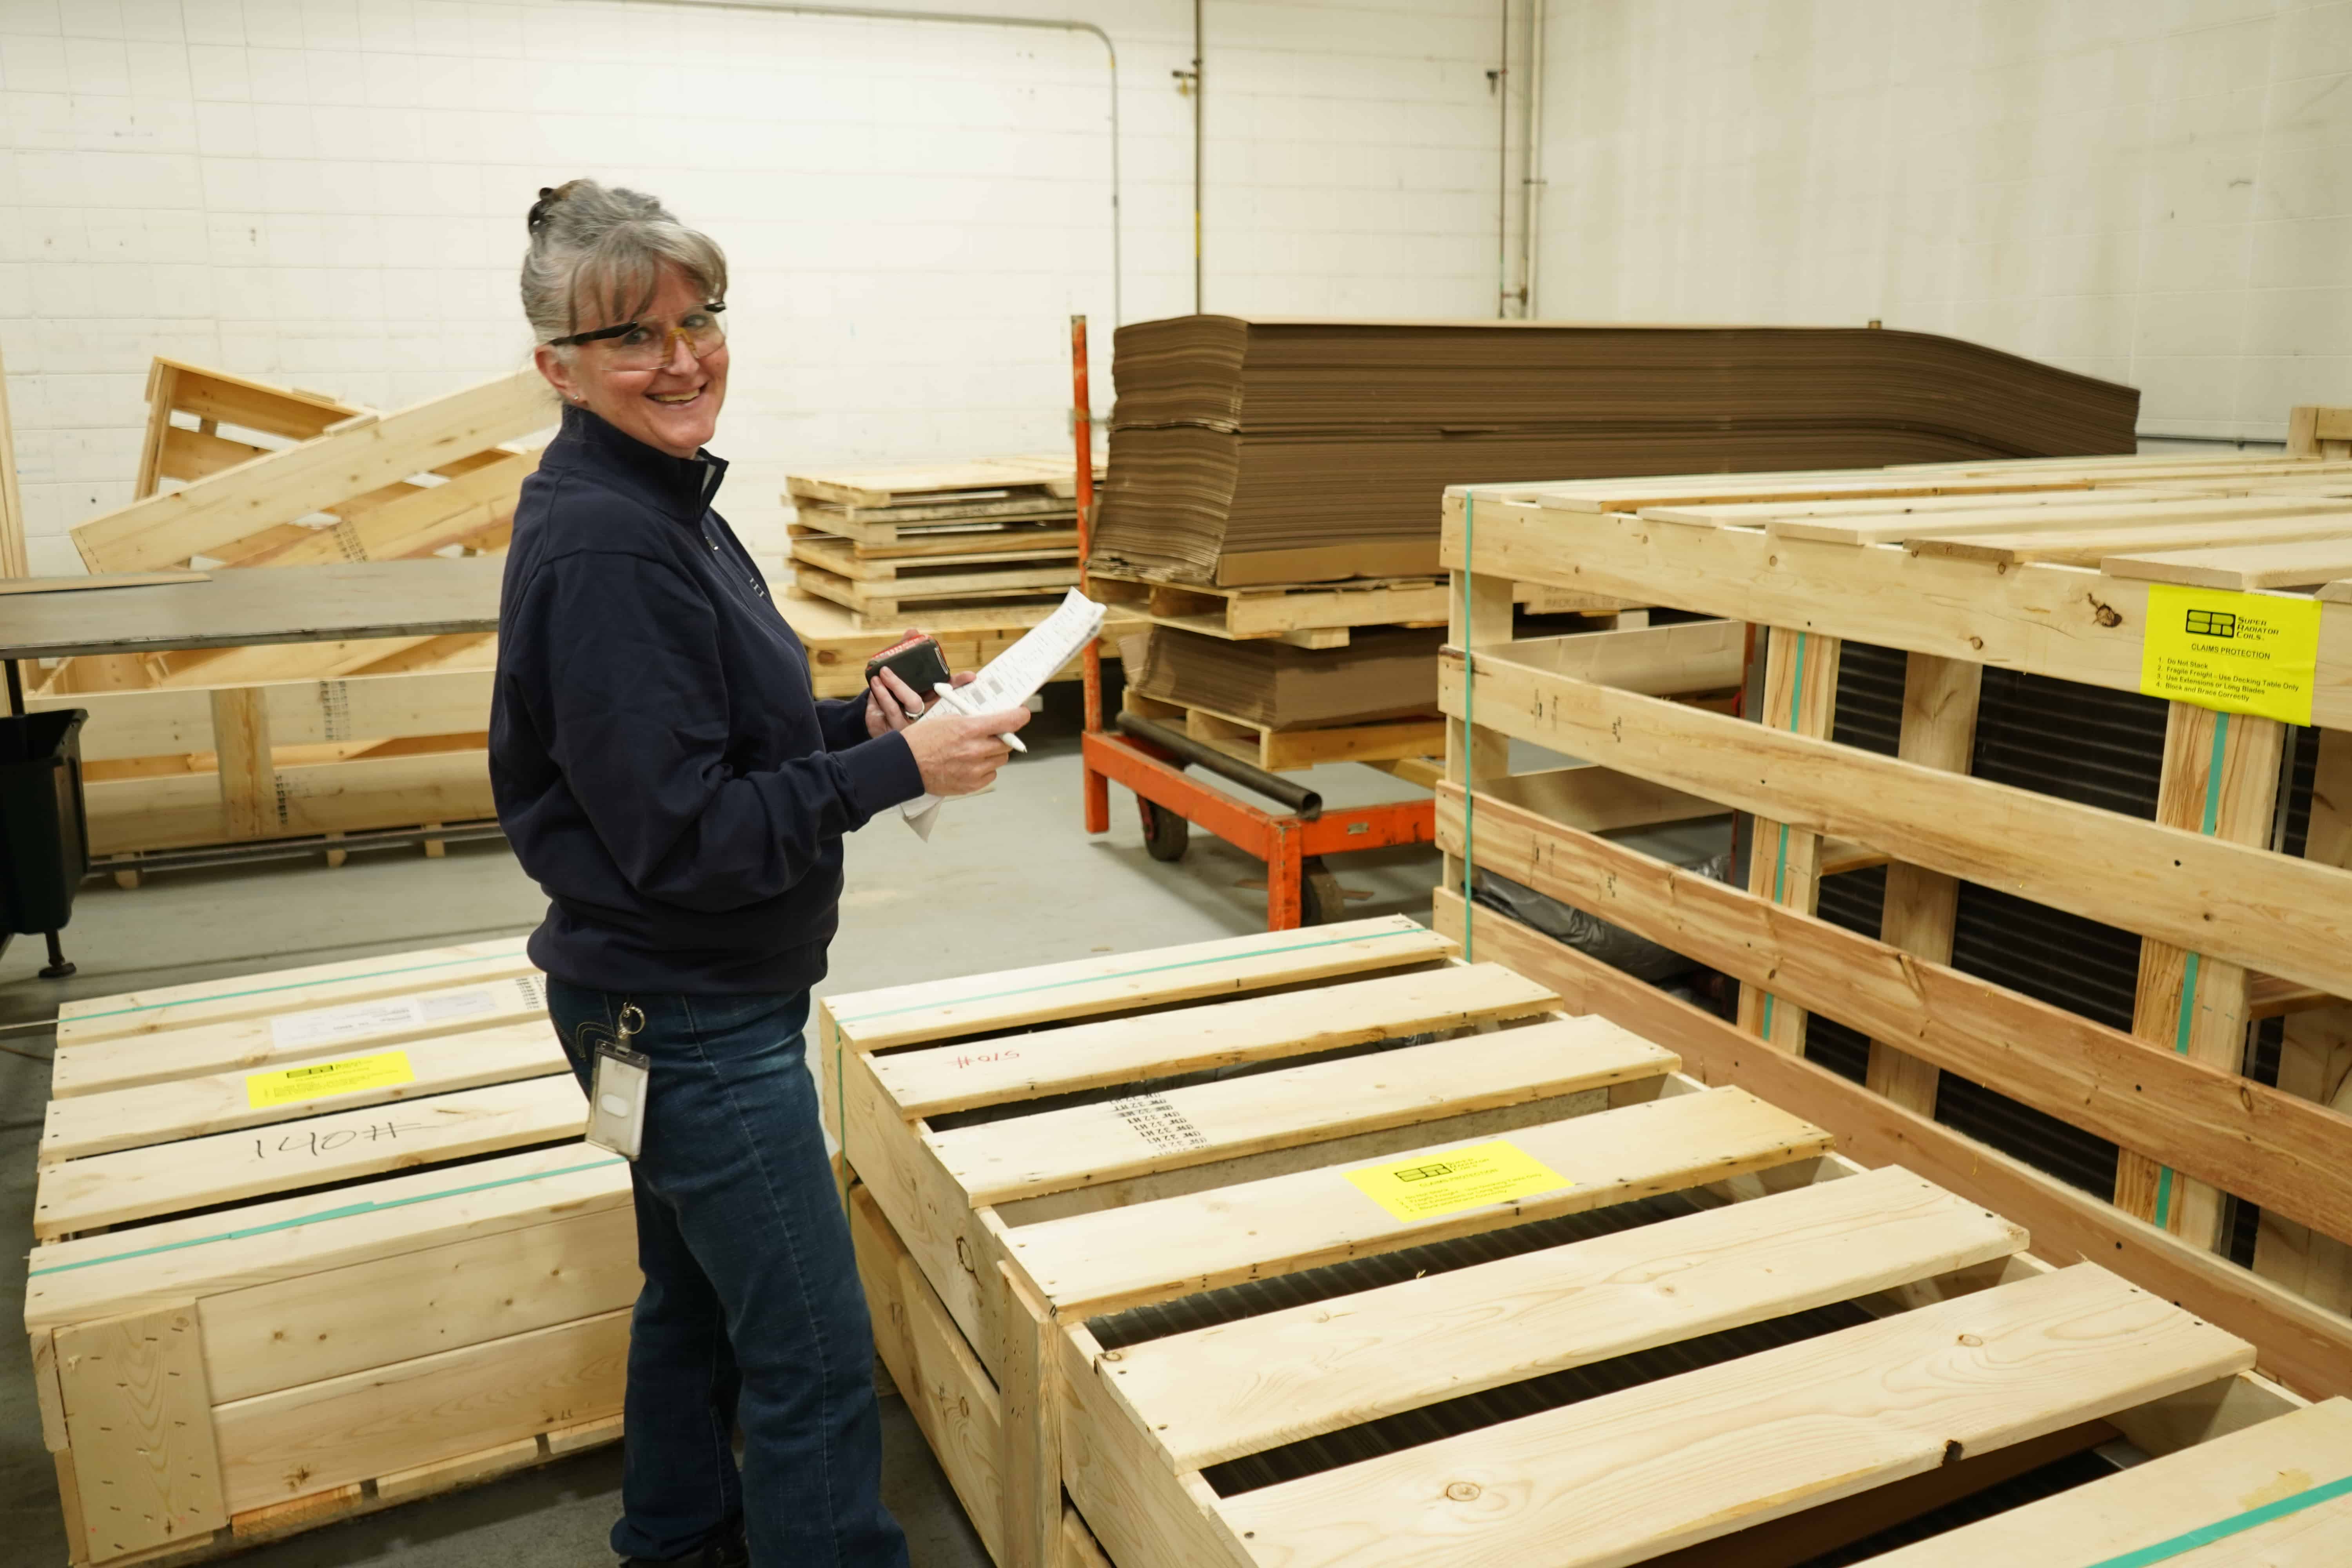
[534,343,583,405]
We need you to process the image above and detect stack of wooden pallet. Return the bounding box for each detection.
[26,938,631,1568]
[820,918,2352,1568]
[786,456,1096,630]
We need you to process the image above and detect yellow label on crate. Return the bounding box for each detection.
[2139,583,2322,725]
[246,1050,416,1109]
[1345,1139,1570,1221]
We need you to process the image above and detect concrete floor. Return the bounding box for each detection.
[0,698,1445,1567]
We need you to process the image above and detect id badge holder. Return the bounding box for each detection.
[586,1003,651,1160]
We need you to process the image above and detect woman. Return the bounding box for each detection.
[490,180,1028,1568]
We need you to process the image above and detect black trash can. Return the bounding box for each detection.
[1,708,90,978]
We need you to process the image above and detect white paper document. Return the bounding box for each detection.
[901,588,1107,838]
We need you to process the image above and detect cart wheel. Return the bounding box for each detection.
[1300,858,1349,926]
[1140,799,1190,862]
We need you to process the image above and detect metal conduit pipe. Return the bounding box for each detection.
[1114,712,1323,819]
[557,0,1123,324]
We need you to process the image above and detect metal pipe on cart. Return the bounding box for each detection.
[1114,711,1322,818]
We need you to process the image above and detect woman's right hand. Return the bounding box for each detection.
[902,705,1033,797]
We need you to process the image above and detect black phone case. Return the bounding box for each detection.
[866,638,953,693]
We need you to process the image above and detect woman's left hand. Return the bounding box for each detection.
[865,633,978,738]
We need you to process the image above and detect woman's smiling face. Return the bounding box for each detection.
[537,264,729,459]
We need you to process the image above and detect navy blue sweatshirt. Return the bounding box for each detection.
[490,405,923,995]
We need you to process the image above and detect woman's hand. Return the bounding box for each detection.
[903,704,1032,796]
[864,630,978,739]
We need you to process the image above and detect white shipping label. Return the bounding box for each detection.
[270,998,423,1051]
[417,988,501,1025]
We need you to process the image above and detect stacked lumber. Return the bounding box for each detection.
[1440,406,2352,1343]
[818,918,2342,1568]
[786,454,1100,629]
[26,940,635,1568]
[17,363,546,862]
[1091,316,2140,586]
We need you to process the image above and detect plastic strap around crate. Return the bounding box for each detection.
[25,1153,627,1278]
[2080,1470,2352,1567]
[1461,492,1476,961]
[826,922,1435,1025]
[64,946,528,1024]
[2150,709,2232,1233]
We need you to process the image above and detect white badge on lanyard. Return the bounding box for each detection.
[586,1003,651,1160]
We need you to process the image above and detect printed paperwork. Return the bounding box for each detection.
[902,588,1107,838]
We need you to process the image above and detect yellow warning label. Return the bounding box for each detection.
[1345,1139,1570,1221]
[246,1050,416,1109]
[2140,583,2322,725]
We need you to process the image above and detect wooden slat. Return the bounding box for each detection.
[158,359,362,442]
[42,1022,565,1163]
[210,686,276,840]
[80,746,494,858]
[926,1017,1676,1206]
[1479,765,1728,833]
[1441,648,2352,1005]
[1507,618,1742,694]
[1737,626,1841,1050]
[52,972,546,1098]
[1523,472,2123,513]
[1771,493,2346,547]
[54,936,533,1045]
[869,962,1557,1119]
[72,370,546,573]
[0,570,211,597]
[1438,497,2352,731]
[826,914,1452,1053]
[1434,784,2352,1247]
[2116,704,2285,1246]
[2102,535,2352,589]
[25,1145,629,1332]
[1857,1396,2352,1566]
[197,1206,637,1403]
[1213,1264,2252,1568]
[210,1308,626,1514]
[849,1185,1006,1565]
[1865,652,1982,1114]
[1108,1165,2025,1470]
[1911,509,2352,567]
[55,1303,229,1559]
[33,1076,587,1239]
[1641,486,2190,532]
[231,447,537,567]
[1004,1086,1833,1317]
[1431,888,2352,1404]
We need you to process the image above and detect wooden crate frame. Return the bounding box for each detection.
[25,938,634,1568]
[1087,565,1634,651]
[817,918,2344,1568]
[1439,412,2352,1374]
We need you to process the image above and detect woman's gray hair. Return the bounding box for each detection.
[520,180,729,347]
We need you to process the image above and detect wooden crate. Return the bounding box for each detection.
[26,938,636,1567]
[817,918,2344,1568]
[1440,409,2352,1366]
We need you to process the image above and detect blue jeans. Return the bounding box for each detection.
[548,980,909,1568]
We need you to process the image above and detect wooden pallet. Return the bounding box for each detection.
[1087,566,1635,650]
[1122,690,1442,773]
[26,939,635,1568]
[787,563,1077,629]
[1442,405,2352,1365]
[785,453,1094,511]
[818,919,2337,1568]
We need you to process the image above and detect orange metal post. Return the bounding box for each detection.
[1074,314,1110,832]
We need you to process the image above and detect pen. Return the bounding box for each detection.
[937,684,1027,752]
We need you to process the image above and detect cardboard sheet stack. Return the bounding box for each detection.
[1120,626,1442,731]
[1090,317,2143,586]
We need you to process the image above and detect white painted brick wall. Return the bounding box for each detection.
[1535,0,2352,444]
[0,0,1514,572]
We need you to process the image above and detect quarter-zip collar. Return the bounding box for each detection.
[542,401,728,523]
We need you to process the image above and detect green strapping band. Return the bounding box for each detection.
[26,1154,627,1279]
[65,947,524,1024]
[2080,1470,2352,1567]
[830,923,1431,1025]
[1759,632,1809,1041]
[1461,491,1476,961]
[2152,710,2232,1231]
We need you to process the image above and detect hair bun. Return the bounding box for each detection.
[526,184,562,236]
